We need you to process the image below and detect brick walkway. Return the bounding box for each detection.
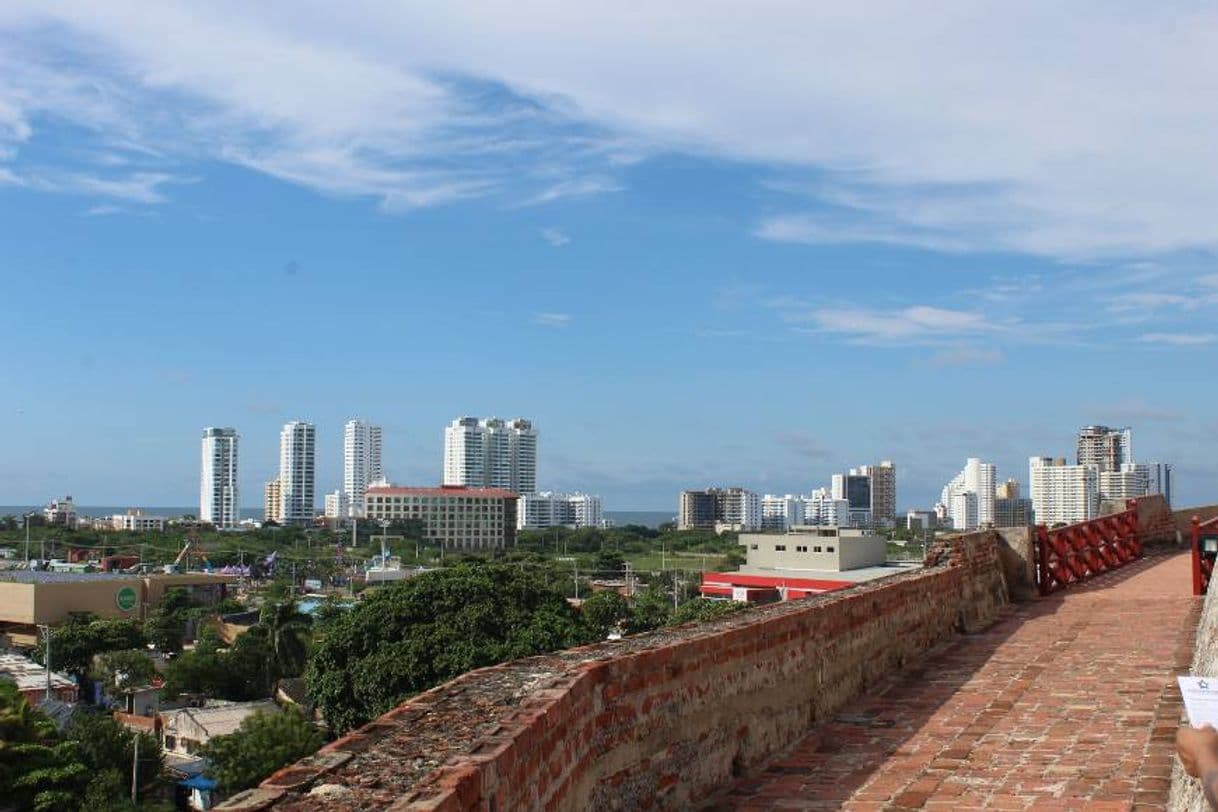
[709,552,1200,812]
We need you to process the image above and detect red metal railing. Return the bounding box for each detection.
[1035,500,1141,596]
[1191,515,1218,596]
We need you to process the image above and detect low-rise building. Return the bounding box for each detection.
[364,485,518,550]
[44,495,78,528]
[161,700,280,757]
[518,492,604,530]
[0,652,78,704]
[111,509,167,532]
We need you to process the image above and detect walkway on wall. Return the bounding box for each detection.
[709,552,1199,811]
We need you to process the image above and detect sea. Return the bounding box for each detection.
[1,506,677,530]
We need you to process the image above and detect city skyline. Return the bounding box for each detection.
[1,6,1215,511]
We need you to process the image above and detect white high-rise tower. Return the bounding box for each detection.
[939,458,996,530]
[279,421,316,525]
[200,427,239,529]
[343,419,383,517]
[443,416,537,493]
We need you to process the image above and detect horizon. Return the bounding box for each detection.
[2,5,1215,512]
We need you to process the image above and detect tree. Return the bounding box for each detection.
[65,709,162,794]
[307,561,595,732]
[580,590,631,637]
[0,682,89,811]
[627,585,673,633]
[201,708,322,794]
[92,650,158,694]
[144,587,195,653]
[259,601,313,678]
[163,630,275,701]
[38,617,146,682]
[670,598,745,626]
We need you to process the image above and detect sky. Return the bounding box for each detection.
[1,2,1216,512]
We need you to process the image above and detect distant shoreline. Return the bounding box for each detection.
[0,506,677,529]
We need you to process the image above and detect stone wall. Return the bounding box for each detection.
[1169,570,1218,811]
[222,530,1009,811]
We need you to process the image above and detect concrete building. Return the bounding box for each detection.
[518,492,604,530]
[199,427,239,529]
[110,509,166,532]
[443,417,537,494]
[0,652,77,704]
[906,510,937,531]
[161,700,280,758]
[364,485,518,550]
[677,487,760,531]
[1029,456,1099,526]
[805,488,851,527]
[324,490,349,520]
[762,494,806,531]
[1076,425,1132,472]
[43,496,77,528]
[0,571,235,645]
[994,497,1034,527]
[940,458,996,530]
[1099,467,1146,501]
[1136,461,1173,506]
[343,419,383,518]
[738,527,888,572]
[263,479,282,524]
[279,421,316,525]
[859,461,896,527]
[995,478,1021,500]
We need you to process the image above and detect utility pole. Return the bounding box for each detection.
[673,571,679,609]
[573,561,580,600]
[131,733,139,803]
[38,624,51,700]
[24,514,30,562]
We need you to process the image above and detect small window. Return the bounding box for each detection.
[814,546,822,553]
[827,546,835,553]
[750,544,758,550]
[775,544,786,551]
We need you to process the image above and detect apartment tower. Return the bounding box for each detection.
[279,421,316,525]
[343,419,383,517]
[443,417,537,494]
[199,427,239,529]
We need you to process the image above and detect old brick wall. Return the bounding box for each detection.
[1169,571,1218,811]
[1138,494,1181,546]
[229,530,1009,812]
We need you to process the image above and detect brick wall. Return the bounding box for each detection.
[222,531,1009,812]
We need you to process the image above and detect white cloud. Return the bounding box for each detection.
[1140,332,1217,346]
[794,304,1000,344]
[539,227,570,247]
[1,1,1218,257]
[533,312,571,328]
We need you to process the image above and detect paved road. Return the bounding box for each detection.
[708,552,1199,811]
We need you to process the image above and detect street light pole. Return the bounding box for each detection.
[24,514,30,563]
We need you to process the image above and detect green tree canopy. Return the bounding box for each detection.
[38,617,146,681]
[580,590,631,637]
[258,601,312,678]
[307,561,596,732]
[91,649,158,693]
[627,585,673,633]
[670,597,746,626]
[201,708,323,794]
[64,709,162,794]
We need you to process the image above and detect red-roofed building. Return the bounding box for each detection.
[699,571,853,603]
[364,485,518,550]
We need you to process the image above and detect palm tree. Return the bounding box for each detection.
[258,601,313,679]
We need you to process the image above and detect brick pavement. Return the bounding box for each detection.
[707,552,1200,812]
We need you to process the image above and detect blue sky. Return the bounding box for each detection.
[1,2,1217,511]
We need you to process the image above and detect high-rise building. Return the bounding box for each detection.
[324,490,349,520]
[200,427,239,529]
[1076,426,1132,472]
[443,417,537,494]
[806,488,851,527]
[1099,466,1146,502]
[995,478,1020,500]
[1139,461,1173,506]
[343,419,383,517]
[1029,456,1099,526]
[279,421,316,525]
[940,458,997,530]
[861,461,896,527]
[365,485,518,550]
[762,494,807,531]
[263,479,282,524]
[677,487,760,531]
[993,477,1032,526]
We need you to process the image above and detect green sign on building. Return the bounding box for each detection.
[115,586,138,612]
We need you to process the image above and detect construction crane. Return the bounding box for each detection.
[172,526,211,572]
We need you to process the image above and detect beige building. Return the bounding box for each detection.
[0,571,235,646]
[364,485,518,550]
[161,700,280,757]
[111,509,167,532]
[738,526,887,572]
[264,478,282,523]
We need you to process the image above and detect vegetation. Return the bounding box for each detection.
[38,616,146,682]
[91,650,158,693]
[306,561,596,732]
[0,683,163,811]
[200,708,322,794]
[670,597,746,625]
[580,590,631,637]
